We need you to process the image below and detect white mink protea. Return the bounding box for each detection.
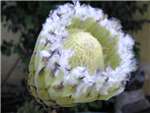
[28,2,136,107]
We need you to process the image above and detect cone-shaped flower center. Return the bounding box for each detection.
[64,29,104,74]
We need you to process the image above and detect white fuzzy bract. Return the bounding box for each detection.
[33,2,136,101]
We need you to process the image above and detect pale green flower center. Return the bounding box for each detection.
[64,29,104,74]
[67,18,120,69]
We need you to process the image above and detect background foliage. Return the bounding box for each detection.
[1,1,150,113]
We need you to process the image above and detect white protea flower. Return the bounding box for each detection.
[28,2,137,107]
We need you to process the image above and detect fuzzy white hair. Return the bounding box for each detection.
[37,2,137,100]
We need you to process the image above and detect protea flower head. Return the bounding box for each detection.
[28,2,136,107]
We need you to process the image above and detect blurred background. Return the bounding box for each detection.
[1,1,150,113]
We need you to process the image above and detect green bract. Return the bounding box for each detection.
[28,2,136,107]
